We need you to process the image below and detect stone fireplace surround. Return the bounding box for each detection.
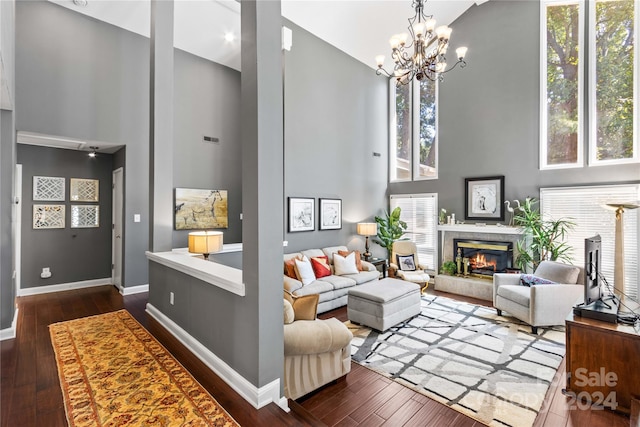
[435,224,524,301]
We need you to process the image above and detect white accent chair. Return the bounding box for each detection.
[493,261,584,334]
[389,241,431,292]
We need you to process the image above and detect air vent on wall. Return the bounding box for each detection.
[203,136,220,144]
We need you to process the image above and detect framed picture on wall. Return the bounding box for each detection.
[33,204,65,229]
[70,178,99,202]
[288,197,315,232]
[319,198,342,230]
[33,176,65,201]
[465,176,505,221]
[70,205,100,228]
[174,188,229,230]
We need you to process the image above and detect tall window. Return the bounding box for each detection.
[541,185,640,301]
[390,79,438,181]
[542,0,638,169]
[390,193,438,271]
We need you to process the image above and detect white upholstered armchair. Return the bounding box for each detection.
[389,241,430,291]
[493,261,584,334]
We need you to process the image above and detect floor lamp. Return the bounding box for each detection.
[606,202,639,308]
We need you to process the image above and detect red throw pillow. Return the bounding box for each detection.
[310,256,331,278]
[338,250,363,271]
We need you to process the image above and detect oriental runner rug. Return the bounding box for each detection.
[347,295,565,427]
[49,310,239,427]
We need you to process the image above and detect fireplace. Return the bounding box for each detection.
[453,239,513,278]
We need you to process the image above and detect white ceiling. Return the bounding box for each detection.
[49,0,485,72]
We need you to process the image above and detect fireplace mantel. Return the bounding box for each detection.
[438,224,524,235]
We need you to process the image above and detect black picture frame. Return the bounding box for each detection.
[319,198,342,230]
[465,176,505,221]
[288,197,315,232]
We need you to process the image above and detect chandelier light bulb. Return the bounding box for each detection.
[456,46,468,60]
[426,18,436,32]
[375,55,385,67]
[436,62,446,73]
[435,26,449,40]
[398,33,409,46]
[389,36,401,49]
[414,22,426,38]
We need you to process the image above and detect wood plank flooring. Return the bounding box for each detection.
[0,285,631,426]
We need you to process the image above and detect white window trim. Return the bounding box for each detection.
[389,193,439,272]
[389,78,439,182]
[588,0,640,166]
[540,0,585,171]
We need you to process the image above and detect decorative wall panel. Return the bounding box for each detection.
[70,178,99,202]
[33,176,65,201]
[71,205,100,228]
[33,204,65,229]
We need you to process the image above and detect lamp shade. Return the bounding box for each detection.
[357,222,377,236]
[188,231,223,257]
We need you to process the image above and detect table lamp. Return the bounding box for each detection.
[357,222,377,260]
[188,231,223,260]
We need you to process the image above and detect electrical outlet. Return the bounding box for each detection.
[41,267,52,279]
[169,292,174,305]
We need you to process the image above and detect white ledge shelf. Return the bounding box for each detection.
[437,224,524,235]
[146,250,245,296]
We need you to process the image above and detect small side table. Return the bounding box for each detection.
[364,257,387,278]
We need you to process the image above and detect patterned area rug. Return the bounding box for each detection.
[49,310,239,427]
[348,295,565,427]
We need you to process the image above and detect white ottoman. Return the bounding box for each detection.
[348,278,422,332]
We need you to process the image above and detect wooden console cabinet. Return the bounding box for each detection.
[565,312,640,414]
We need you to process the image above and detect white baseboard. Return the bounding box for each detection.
[17,278,112,296]
[0,308,19,341]
[120,284,149,296]
[146,303,287,411]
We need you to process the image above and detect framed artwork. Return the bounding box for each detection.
[71,205,100,228]
[70,178,99,202]
[288,197,315,232]
[319,198,342,230]
[465,176,505,221]
[174,188,228,230]
[33,176,65,201]
[33,204,65,229]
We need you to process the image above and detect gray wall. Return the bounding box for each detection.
[283,21,389,258]
[390,0,639,232]
[1,0,16,330]
[17,145,113,288]
[172,49,242,247]
[15,0,150,289]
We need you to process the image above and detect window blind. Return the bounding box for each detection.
[390,193,438,271]
[541,185,640,301]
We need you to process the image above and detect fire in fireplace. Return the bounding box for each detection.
[453,239,513,278]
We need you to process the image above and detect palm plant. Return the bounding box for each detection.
[514,198,575,272]
[373,207,408,253]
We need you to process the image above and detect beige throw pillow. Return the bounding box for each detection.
[284,292,319,321]
[294,256,316,286]
[283,299,295,324]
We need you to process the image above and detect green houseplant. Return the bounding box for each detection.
[513,198,575,272]
[373,207,408,254]
[440,261,457,276]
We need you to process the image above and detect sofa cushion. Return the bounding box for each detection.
[322,246,349,262]
[534,261,580,284]
[497,285,531,308]
[520,274,556,287]
[301,249,326,260]
[320,274,357,290]
[310,256,331,278]
[342,270,381,285]
[284,275,303,294]
[294,256,316,286]
[292,280,334,297]
[334,252,359,275]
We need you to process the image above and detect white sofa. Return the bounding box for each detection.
[284,245,380,314]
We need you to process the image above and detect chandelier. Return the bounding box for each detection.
[375,0,468,86]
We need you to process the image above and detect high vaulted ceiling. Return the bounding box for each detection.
[49,0,486,72]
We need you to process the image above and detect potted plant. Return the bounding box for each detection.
[440,261,457,276]
[513,198,575,272]
[373,207,408,254]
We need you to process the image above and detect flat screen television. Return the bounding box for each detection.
[584,234,602,305]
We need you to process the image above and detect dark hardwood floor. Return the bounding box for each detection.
[1,285,631,426]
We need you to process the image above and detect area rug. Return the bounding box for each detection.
[348,295,565,427]
[49,310,239,427]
